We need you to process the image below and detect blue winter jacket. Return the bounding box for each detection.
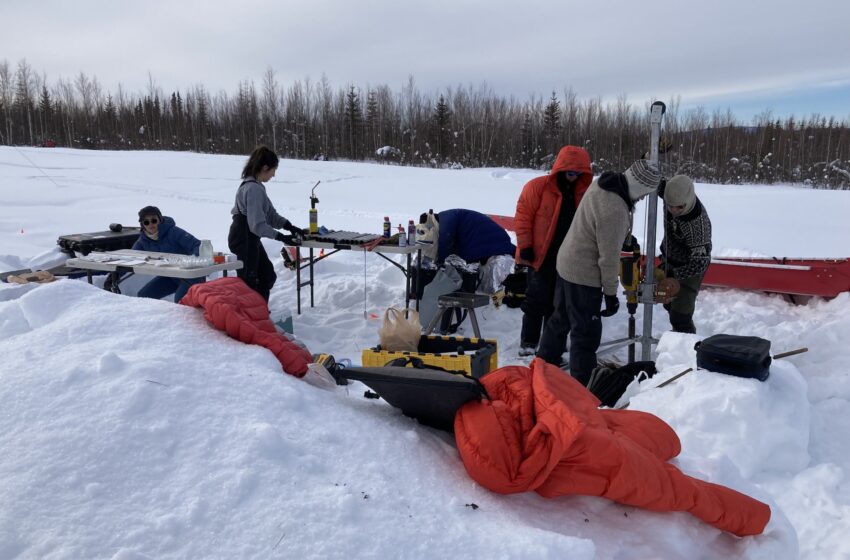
[132,216,201,256]
[437,209,516,263]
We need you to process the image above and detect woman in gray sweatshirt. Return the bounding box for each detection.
[228,146,304,302]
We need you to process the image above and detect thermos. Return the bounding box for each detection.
[383,216,391,238]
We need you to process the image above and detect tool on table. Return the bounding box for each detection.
[309,181,321,235]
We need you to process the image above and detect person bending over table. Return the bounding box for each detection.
[228,145,306,302]
[132,205,204,302]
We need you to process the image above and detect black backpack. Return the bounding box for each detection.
[586,361,657,407]
[695,334,772,381]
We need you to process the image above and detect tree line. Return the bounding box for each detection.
[1,59,848,189]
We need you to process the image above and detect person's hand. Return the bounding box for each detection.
[491,289,505,308]
[600,294,620,317]
[284,222,306,237]
[363,237,383,252]
[656,277,680,304]
[274,231,287,243]
[519,247,535,263]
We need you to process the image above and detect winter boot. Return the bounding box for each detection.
[669,310,696,334]
[518,341,538,357]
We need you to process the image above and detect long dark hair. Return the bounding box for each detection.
[241,145,279,179]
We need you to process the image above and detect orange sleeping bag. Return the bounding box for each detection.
[454,358,770,536]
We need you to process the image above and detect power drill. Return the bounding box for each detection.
[619,235,641,315]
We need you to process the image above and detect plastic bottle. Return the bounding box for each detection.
[407,219,416,246]
[398,224,406,246]
[383,216,391,238]
[199,239,213,263]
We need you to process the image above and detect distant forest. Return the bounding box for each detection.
[2,59,849,189]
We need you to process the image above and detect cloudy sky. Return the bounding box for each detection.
[3,0,849,122]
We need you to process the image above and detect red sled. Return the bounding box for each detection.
[487,214,850,299]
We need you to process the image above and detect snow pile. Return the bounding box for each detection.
[1,147,850,558]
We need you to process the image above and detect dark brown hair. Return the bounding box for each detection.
[241,145,279,179]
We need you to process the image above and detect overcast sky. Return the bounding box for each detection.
[3,0,849,122]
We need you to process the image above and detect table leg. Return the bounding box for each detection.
[86,270,93,284]
[309,247,315,308]
[404,252,412,318]
[296,246,302,315]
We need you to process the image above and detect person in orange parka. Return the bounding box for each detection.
[454,358,771,537]
[514,146,593,356]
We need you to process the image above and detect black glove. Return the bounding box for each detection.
[600,294,620,317]
[657,177,667,199]
[519,247,535,263]
[274,231,287,242]
[283,222,306,237]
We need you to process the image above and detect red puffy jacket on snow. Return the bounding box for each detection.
[454,359,771,537]
[180,277,312,377]
[514,146,593,271]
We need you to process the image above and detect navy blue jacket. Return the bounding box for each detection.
[132,216,201,256]
[437,209,516,263]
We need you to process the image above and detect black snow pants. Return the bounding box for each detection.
[537,277,603,386]
[228,213,276,302]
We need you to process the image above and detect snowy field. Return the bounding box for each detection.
[1,146,849,559]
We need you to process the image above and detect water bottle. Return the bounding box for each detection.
[199,239,213,264]
[407,219,416,246]
[383,216,391,238]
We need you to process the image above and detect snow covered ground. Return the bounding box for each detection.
[1,146,849,559]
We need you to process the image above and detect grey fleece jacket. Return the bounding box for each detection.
[556,180,631,295]
[230,178,291,239]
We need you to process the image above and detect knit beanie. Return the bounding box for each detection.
[664,175,696,213]
[624,160,661,201]
[138,205,163,222]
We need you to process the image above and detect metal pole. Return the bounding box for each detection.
[639,101,666,361]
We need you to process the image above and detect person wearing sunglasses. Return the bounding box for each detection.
[655,175,712,333]
[131,205,204,302]
[514,145,593,357]
[229,145,306,302]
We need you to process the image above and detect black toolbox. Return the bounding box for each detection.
[57,227,141,255]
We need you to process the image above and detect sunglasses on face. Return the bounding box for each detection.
[565,171,582,178]
[142,218,159,226]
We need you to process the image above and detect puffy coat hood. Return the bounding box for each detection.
[551,145,593,188]
[513,146,593,270]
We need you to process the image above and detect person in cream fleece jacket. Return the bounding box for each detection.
[537,160,662,384]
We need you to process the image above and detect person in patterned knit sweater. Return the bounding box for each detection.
[657,175,712,333]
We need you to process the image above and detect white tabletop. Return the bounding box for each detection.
[67,249,242,279]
